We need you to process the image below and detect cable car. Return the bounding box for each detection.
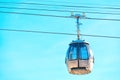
[65,14,94,75]
[65,40,94,75]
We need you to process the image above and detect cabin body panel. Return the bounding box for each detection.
[66,59,93,74]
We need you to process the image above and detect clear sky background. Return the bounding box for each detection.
[0,0,120,80]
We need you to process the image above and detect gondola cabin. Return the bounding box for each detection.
[65,40,94,75]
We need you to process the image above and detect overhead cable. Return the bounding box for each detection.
[0,2,120,10]
[86,17,120,21]
[30,0,120,6]
[0,28,120,39]
[0,6,120,15]
[0,11,120,21]
[0,11,71,18]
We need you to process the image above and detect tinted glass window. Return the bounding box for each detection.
[71,46,77,59]
[79,45,89,60]
[67,44,77,60]
[67,43,89,60]
[66,47,70,59]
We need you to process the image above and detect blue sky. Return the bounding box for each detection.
[0,0,120,80]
